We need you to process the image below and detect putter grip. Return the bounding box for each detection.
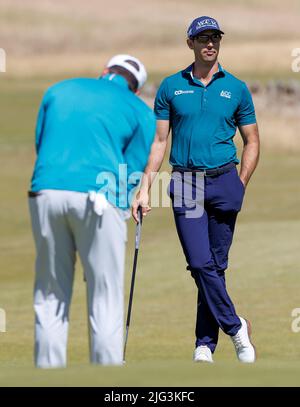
[135,207,143,249]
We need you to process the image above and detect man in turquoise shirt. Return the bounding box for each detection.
[31,57,155,208]
[155,62,256,169]
[29,55,156,368]
[133,17,260,363]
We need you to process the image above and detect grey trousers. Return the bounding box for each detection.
[29,190,127,368]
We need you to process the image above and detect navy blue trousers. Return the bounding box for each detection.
[169,165,245,353]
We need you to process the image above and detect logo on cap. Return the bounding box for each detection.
[187,16,224,38]
[197,19,218,29]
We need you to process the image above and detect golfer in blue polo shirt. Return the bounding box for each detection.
[133,16,260,363]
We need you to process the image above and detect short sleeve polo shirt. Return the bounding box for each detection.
[154,64,256,169]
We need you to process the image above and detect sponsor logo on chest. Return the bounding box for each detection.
[174,90,195,96]
[220,90,232,99]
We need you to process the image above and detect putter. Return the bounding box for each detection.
[123,206,143,364]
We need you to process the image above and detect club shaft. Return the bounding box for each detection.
[123,207,143,362]
[123,248,139,362]
[123,326,129,362]
[126,248,139,326]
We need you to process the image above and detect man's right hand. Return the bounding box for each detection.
[131,120,170,223]
[132,190,151,223]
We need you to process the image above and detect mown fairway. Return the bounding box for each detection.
[1,0,300,388]
[0,77,300,386]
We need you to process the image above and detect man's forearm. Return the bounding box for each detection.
[239,140,260,186]
[139,139,168,193]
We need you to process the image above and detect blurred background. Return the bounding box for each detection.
[0,0,300,386]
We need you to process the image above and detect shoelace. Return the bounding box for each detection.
[232,332,246,349]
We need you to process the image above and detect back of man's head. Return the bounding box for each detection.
[105,54,147,93]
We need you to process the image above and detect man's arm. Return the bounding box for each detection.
[238,123,260,187]
[132,119,170,222]
[35,100,46,154]
[35,89,53,154]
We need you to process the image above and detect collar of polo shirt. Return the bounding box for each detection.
[183,63,225,82]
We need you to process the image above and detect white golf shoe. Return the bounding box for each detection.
[231,317,256,363]
[193,345,214,363]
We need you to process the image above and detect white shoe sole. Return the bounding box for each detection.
[194,358,214,363]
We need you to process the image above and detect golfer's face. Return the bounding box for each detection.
[189,29,221,63]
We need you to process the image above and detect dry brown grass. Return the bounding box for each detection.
[1,0,299,79]
[256,111,300,151]
[1,0,299,150]
[1,0,299,56]
[6,40,299,79]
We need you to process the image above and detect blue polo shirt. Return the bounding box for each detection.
[31,75,156,209]
[154,64,256,169]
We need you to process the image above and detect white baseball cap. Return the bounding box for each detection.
[106,54,147,90]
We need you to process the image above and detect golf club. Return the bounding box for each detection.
[123,206,143,363]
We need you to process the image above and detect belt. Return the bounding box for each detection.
[28,191,42,197]
[172,162,236,177]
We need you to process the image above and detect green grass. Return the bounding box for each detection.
[2,361,300,387]
[0,78,300,386]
